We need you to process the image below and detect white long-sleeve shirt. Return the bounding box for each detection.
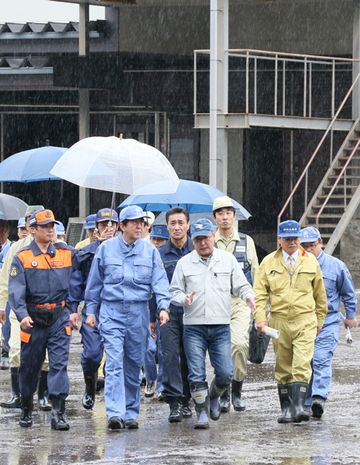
[170,248,254,325]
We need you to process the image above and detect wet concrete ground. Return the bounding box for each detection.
[0,325,359,465]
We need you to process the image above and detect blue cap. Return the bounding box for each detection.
[55,221,66,236]
[300,226,321,243]
[150,224,169,240]
[17,217,25,228]
[84,214,96,230]
[190,218,215,240]
[278,220,301,238]
[119,205,149,223]
[96,208,119,224]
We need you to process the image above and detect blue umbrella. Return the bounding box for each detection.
[119,179,251,220]
[0,146,67,182]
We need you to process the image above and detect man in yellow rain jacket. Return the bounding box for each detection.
[254,220,327,424]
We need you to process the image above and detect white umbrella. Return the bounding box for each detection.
[0,193,28,220]
[50,137,179,195]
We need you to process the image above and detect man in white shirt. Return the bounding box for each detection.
[170,218,255,429]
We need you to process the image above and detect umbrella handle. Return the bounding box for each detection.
[111,192,116,211]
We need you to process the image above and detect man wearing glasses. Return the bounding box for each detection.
[300,226,357,419]
[254,220,327,424]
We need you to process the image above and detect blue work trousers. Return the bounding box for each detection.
[19,310,71,399]
[144,325,163,391]
[80,314,104,375]
[183,324,232,392]
[305,322,340,405]
[99,301,148,421]
[160,310,190,402]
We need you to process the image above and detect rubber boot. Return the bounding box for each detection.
[168,398,183,423]
[82,372,97,410]
[19,397,33,428]
[209,379,226,421]
[277,384,294,424]
[220,386,230,413]
[38,371,51,411]
[292,382,310,423]
[311,396,326,419]
[51,397,70,431]
[232,380,246,412]
[194,400,209,429]
[0,367,21,409]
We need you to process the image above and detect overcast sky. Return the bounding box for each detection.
[2,1,105,23]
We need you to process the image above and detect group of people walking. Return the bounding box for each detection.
[0,196,357,432]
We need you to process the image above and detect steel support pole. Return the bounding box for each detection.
[209,0,229,192]
[78,3,90,217]
[353,2,360,120]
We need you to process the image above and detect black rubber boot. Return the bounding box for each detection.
[311,396,326,419]
[82,372,98,410]
[19,397,33,428]
[168,398,183,423]
[51,397,70,431]
[209,379,226,421]
[277,384,295,424]
[220,386,230,413]
[292,382,310,423]
[0,367,21,409]
[38,371,51,411]
[232,380,246,412]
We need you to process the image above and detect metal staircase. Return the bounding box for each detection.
[278,71,360,254]
[301,119,360,254]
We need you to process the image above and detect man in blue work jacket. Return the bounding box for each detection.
[158,207,194,423]
[8,209,75,430]
[300,226,357,418]
[68,208,119,410]
[85,205,171,431]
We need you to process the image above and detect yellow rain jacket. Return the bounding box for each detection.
[254,246,327,327]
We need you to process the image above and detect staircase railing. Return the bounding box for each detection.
[315,138,360,228]
[277,71,360,226]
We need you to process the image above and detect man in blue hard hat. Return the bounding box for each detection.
[17,217,29,241]
[68,208,119,410]
[300,226,357,419]
[254,220,327,424]
[145,224,170,398]
[84,205,171,431]
[75,214,97,250]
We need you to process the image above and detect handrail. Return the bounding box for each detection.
[277,71,360,226]
[194,48,360,63]
[315,138,360,228]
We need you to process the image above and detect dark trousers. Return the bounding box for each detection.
[160,309,190,402]
[19,311,71,399]
[80,314,104,375]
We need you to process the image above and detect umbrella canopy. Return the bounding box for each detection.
[119,179,251,220]
[0,146,67,182]
[50,137,179,195]
[0,193,28,220]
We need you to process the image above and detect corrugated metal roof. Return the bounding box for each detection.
[0,56,50,70]
[0,21,104,35]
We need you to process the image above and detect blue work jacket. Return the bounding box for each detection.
[317,250,357,326]
[68,240,100,314]
[85,234,170,318]
[156,236,194,316]
[8,240,74,322]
